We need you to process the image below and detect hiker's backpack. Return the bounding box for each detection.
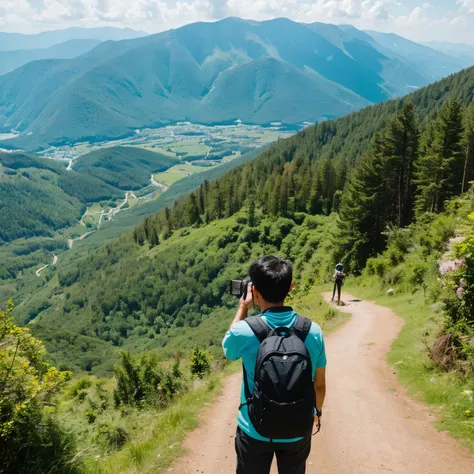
[241,315,315,440]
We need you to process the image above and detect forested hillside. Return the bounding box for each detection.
[15,66,474,375]
[0,147,181,244]
[0,152,122,243]
[74,146,178,190]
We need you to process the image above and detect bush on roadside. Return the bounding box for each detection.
[190,347,212,379]
[0,300,78,473]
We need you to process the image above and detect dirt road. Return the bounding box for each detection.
[170,294,474,473]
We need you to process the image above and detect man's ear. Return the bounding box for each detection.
[290,281,295,292]
[251,284,259,303]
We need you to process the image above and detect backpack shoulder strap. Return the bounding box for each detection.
[292,315,312,342]
[245,316,271,343]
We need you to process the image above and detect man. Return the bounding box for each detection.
[222,255,327,474]
[331,263,345,306]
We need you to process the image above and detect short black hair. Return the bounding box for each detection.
[249,255,293,304]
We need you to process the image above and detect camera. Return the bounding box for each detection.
[230,279,251,299]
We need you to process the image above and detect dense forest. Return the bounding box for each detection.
[74,146,178,190]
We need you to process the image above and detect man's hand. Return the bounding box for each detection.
[230,283,253,328]
[313,415,321,434]
[240,283,254,311]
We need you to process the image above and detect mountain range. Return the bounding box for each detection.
[0,27,147,76]
[0,27,147,51]
[0,39,102,76]
[0,18,472,151]
[422,40,474,66]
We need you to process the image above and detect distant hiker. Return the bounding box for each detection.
[331,263,345,306]
[223,255,327,474]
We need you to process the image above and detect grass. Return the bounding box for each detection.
[291,284,350,334]
[168,140,208,156]
[345,283,474,452]
[81,371,228,474]
[153,164,211,186]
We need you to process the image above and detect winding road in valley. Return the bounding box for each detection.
[150,173,170,191]
[35,254,57,277]
[171,293,474,473]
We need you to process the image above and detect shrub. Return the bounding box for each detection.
[409,263,429,297]
[93,422,130,451]
[325,309,338,321]
[113,352,185,408]
[437,232,474,373]
[0,300,77,472]
[366,257,389,277]
[190,347,212,379]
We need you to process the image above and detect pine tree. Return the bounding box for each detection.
[337,135,391,271]
[248,197,256,227]
[461,104,474,193]
[415,100,464,214]
[336,158,348,191]
[319,158,337,215]
[164,206,173,231]
[185,193,201,226]
[143,216,151,241]
[149,226,160,248]
[308,167,322,215]
[270,175,282,216]
[384,102,419,227]
[198,184,205,213]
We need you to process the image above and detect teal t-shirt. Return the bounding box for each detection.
[222,306,327,443]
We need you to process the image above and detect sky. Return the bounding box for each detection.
[0,0,474,43]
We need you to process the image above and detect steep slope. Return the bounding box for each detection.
[198,57,370,123]
[16,66,474,373]
[0,18,461,151]
[0,39,102,76]
[0,27,147,51]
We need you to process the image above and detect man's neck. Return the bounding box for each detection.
[259,301,287,313]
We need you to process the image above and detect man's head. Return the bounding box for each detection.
[249,255,293,305]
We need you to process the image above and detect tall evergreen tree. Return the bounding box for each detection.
[462,104,474,193]
[248,197,256,227]
[308,166,322,215]
[185,193,201,226]
[415,100,464,214]
[149,226,160,248]
[384,102,419,227]
[337,135,391,271]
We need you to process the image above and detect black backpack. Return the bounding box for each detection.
[240,315,315,440]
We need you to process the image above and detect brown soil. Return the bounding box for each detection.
[170,294,474,473]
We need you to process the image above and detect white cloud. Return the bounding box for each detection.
[458,0,474,13]
[0,0,473,43]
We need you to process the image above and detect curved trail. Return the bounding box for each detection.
[171,294,474,473]
[35,254,57,277]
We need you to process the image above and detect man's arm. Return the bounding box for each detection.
[230,303,249,328]
[314,367,326,424]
